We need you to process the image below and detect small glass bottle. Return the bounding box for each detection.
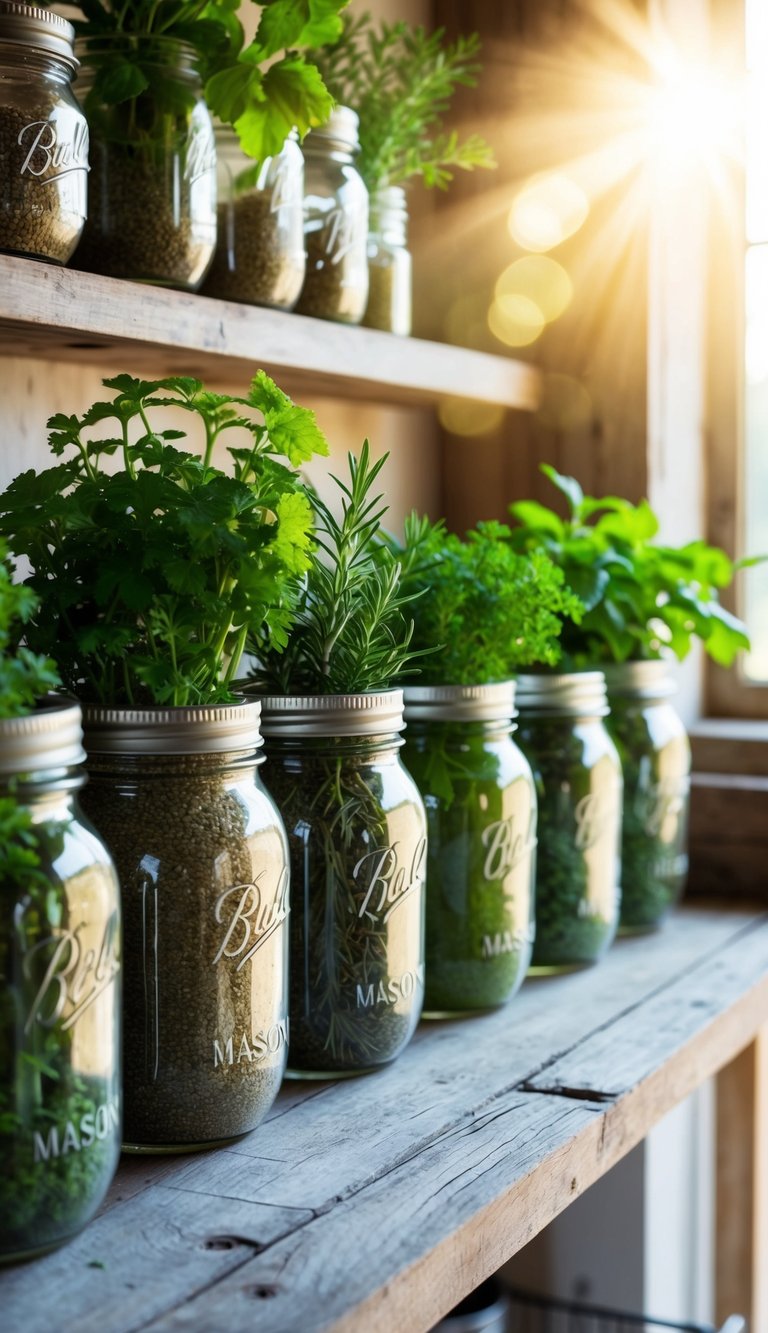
[295,106,369,324]
[0,698,121,1264]
[604,660,691,933]
[259,691,427,1077]
[0,3,88,264]
[74,36,216,290]
[79,701,289,1153]
[202,126,306,309]
[515,672,623,973]
[363,185,412,335]
[403,683,536,1015]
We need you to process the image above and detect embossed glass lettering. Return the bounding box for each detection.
[212,868,289,971]
[17,118,89,180]
[23,916,120,1036]
[353,837,427,923]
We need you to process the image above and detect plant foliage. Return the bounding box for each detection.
[0,542,59,721]
[309,13,495,192]
[0,373,328,707]
[506,464,753,667]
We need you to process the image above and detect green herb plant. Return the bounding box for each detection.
[0,372,327,707]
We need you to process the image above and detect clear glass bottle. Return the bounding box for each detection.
[403,683,536,1015]
[515,672,623,973]
[363,185,412,335]
[79,701,289,1153]
[0,3,88,264]
[74,36,216,290]
[0,698,121,1264]
[295,106,369,324]
[202,126,306,309]
[604,660,691,933]
[259,691,426,1077]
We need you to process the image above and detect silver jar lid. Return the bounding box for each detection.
[403,682,516,723]
[0,2,77,65]
[515,671,609,717]
[0,696,85,778]
[601,659,677,700]
[259,690,404,738]
[303,106,360,153]
[81,701,263,756]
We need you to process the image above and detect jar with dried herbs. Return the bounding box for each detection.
[295,106,369,323]
[0,3,88,264]
[202,126,305,309]
[79,702,289,1153]
[259,692,426,1077]
[1,698,121,1264]
[363,186,411,335]
[515,672,623,973]
[403,682,536,1015]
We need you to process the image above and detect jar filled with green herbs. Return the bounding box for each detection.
[403,682,536,1015]
[603,661,690,933]
[363,185,411,335]
[295,106,369,323]
[202,126,306,309]
[260,691,426,1077]
[515,672,622,973]
[1,698,121,1263]
[79,702,289,1153]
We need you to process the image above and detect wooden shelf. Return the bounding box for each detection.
[0,255,540,411]
[3,904,767,1332]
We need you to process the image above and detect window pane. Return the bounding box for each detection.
[743,245,768,681]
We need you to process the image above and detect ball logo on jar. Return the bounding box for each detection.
[573,792,618,851]
[17,117,89,181]
[184,124,216,184]
[322,204,366,264]
[481,810,536,882]
[353,837,427,924]
[212,867,290,972]
[634,773,689,837]
[270,158,302,213]
[22,915,120,1035]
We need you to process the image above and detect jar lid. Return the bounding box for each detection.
[81,701,263,755]
[601,659,678,700]
[303,106,360,153]
[259,690,404,738]
[515,671,609,717]
[0,2,76,64]
[403,682,516,723]
[0,695,85,778]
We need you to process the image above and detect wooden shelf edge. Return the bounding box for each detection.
[0,255,541,411]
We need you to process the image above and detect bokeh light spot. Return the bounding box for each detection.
[488,294,546,347]
[495,256,573,322]
[508,174,589,252]
[438,399,506,437]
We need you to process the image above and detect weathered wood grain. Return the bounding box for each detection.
[715,1033,768,1331]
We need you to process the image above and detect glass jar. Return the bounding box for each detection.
[363,185,412,335]
[74,36,216,290]
[0,3,88,264]
[79,702,288,1153]
[259,692,426,1077]
[604,660,691,933]
[0,698,121,1264]
[295,106,369,324]
[515,672,623,973]
[403,683,536,1016]
[202,126,306,309]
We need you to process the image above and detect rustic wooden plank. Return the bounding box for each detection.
[0,255,540,412]
[690,720,768,776]
[715,1032,768,1331]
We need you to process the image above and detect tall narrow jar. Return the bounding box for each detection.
[295,106,369,324]
[259,692,427,1078]
[604,661,691,933]
[79,702,289,1153]
[363,185,411,335]
[0,698,121,1264]
[515,672,623,973]
[403,683,536,1015]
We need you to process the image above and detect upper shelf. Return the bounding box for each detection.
[0,255,540,411]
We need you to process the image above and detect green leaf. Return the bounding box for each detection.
[540,464,584,517]
[248,371,330,463]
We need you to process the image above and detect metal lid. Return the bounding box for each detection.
[0,695,85,778]
[601,659,678,700]
[403,682,516,723]
[303,106,359,153]
[514,670,609,717]
[81,701,263,756]
[0,2,77,65]
[259,690,404,738]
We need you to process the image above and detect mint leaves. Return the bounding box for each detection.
[0,543,59,721]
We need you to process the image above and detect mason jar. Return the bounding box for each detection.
[604,660,691,933]
[363,185,412,335]
[259,691,426,1077]
[0,2,88,264]
[403,683,536,1015]
[202,126,305,309]
[79,702,288,1153]
[74,36,216,289]
[515,672,623,972]
[295,106,369,324]
[0,697,121,1264]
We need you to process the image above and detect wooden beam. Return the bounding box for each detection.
[715,1032,768,1329]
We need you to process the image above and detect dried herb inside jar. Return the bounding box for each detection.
[204,194,304,307]
[0,104,86,264]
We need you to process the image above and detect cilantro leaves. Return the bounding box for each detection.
[0,543,59,720]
